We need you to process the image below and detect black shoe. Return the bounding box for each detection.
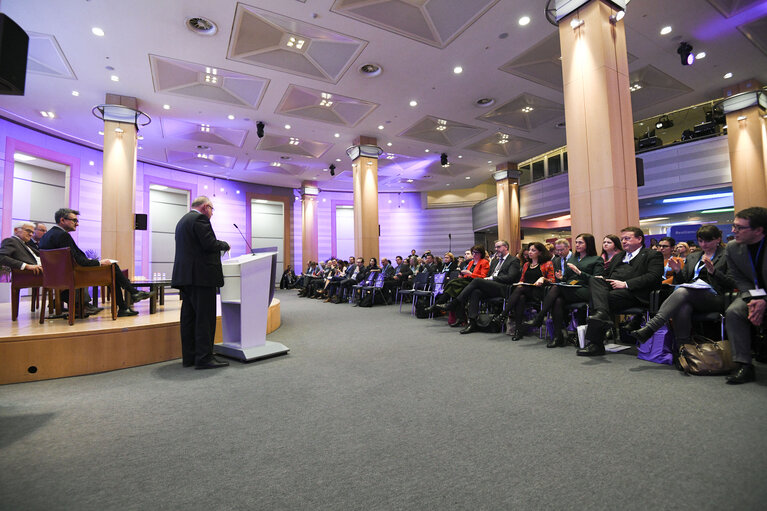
[117,308,139,317]
[85,305,104,314]
[182,361,195,367]
[448,320,463,328]
[588,310,611,323]
[547,335,565,348]
[131,290,154,303]
[522,314,545,330]
[510,329,524,341]
[726,364,755,385]
[195,357,229,370]
[624,314,644,331]
[434,303,450,312]
[628,326,654,343]
[577,343,606,356]
[424,305,439,314]
[460,320,477,334]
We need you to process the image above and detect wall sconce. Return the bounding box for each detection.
[570,18,584,29]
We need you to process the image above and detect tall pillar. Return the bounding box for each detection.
[348,137,381,260]
[100,96,138,277]
[494,163,522,254]
[301,183,319,265]
[722,82,767,212]
[558,0,638,238]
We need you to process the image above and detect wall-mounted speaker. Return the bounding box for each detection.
[0,14,29,96]
[636,157,645,187]
[135,213,148,231]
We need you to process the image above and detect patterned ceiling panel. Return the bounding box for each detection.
[160,118,248,147]
[256,134,333,158]
[26,33,76,79]
[228,4,367,83]
[739,14,767,58]
[331,0,500,48]
[166,150,236,170]
[477,93,564,132]
[463,132,544,157]
[628,65,694,114]
[245,160,306,176]
[707,0,764,17]
[150,55,268,109]
[399,116,485,146]
[275,85,379,127]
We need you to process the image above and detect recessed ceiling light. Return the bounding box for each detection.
[518,16,530,26]
[236,190,240,194]
[91,27,105,37]
[457,155,463,158]
[98,131,104,136]
[335,158,341,162]
[227,114,235,120]
[695,52,706,60]
[723,72,733,79]
[465,176,471,179]
[71,90,79,97]
[285,124,291,129]
[334,133,340,138]
[138,146,143,150]
[487,160,492,164]
[378,125,384,130]
[220,188,225,192]
[162,104,170,110]
[386,142,392,147]
[401,199,405,203]
[660,26,672,35]
[453,66,463,74]
[89,161,95,166]
[446,183,450,186]
[409,100,418,107]
[425,149,430,153]
[40,111,55,118]
[110,75,119,82]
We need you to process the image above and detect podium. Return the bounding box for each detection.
[215,252,289,361]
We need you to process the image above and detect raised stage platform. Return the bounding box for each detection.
[0,293,281,385]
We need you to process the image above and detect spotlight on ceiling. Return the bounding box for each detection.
[329,164,336,176]
[256,121,265,138]
[655,115,673,130]
[440,153,449,167]
[677,42,694,66]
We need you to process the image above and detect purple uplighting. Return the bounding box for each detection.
[693,1,767,41]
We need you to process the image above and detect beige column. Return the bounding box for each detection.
[495,163,522,254]
[559,0,639,238]
[101,101,137,277]
[722,81,767,212]
[350,136,380,260]
[301,184,319,265]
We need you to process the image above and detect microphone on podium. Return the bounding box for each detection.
[233,223,253,253]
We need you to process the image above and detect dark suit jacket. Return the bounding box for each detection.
[487,255,521,285]
[0,236,39,269]
[381,264,396,278]
[726,239,767,300]
[39,225,99,267]
[565,254,603,285]
[604,247,663,303]
[171,211,229,288]
[672,246,734,295]
[27,239,40,251]
[551,252,572,281]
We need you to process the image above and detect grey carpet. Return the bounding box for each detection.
[1,289,766,510]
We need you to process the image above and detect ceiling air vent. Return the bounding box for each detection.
[359,63,382,78]
[475,97,495,107]
[186,17,218,36]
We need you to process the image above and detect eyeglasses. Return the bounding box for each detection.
[65,217,79,224]
[23,228,34,234]
[731,224,751,232]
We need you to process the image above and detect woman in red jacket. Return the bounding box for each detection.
[500,242,555,340]
[428,244,489,312]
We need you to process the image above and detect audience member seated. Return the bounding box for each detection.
[523,233,602,347]
[600,234,621,270]
[294,260,314,289]
[577,226,663,356]
[458,250,472,270]
[431,240,520,334]
[39,208,152,317]
[675,242,690,260]
[297,261,322,296]
[658,236,683,284]
[441,252,457,274]
[336,258,368,301]
[628,225,734,360]
[279,265,297,289]
[428,245,489,317]
[0,222,42,274]
[28,222,47,251]
[500,242,555,341]
[551,238,572,279]
[722,207,767,385]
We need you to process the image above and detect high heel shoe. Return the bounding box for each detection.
[521,313,545,330]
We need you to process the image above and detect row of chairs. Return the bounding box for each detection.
[10,247,117,325]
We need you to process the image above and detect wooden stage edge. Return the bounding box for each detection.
[0,294,281,385]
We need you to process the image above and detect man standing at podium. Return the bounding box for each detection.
[172,196,230,369]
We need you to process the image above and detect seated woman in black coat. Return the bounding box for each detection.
[279,265,297,289]
[522,233,603,347]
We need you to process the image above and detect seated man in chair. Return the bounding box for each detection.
[0,222,43,274]
[577,226,663,356]
[39,208,152,317]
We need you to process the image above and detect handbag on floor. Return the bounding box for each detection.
[476,313,502,333]
[637,326,673,365]
[677,334,735,375]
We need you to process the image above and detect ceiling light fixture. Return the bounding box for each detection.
[227,114,235,120]
[286,35,306,50]
[378,125,384,130]
[92,27,105,37]
[40,111,55,118]
[453,66,463,74]
[409,100,418,107]
[521,106,534,113]
[609,10,625,24]
[199,123,210,133]
[289,137,300,145]
[662,192,732,204]
[660,26,672,35]
[163,104,170,110]
[386,142,392,147]
[723,72,733,79]
[71,90,79,97]
[655,115,673,129]
[570,18,584,29]
[629,83,642,92]
[436,119,447,131]
[284,124,291,130]
[677,42,694,66]
[519,16,531,26]
[695,51,706,60]
[110,75,119,82]
[319,92,333,107]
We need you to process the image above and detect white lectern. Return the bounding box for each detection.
[215,252,289,361]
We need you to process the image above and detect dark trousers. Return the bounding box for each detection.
[179,286,217,365]
[61,262,134,309]
[456,278,508,319]
[585,278,646,344]
[539,286,590,331]
[502,285,543,327]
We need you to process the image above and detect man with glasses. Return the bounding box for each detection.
[577,226,663,356]
[723,206,767,384]
[39,208,152,317]
[0,221,42,273]
[172,196,231,369]
[27,222,47,251]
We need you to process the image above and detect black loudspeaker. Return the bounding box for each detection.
[635,157,645,187]
[0,14,29,96]
[520,229,525,240]
[135,213,148,231]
